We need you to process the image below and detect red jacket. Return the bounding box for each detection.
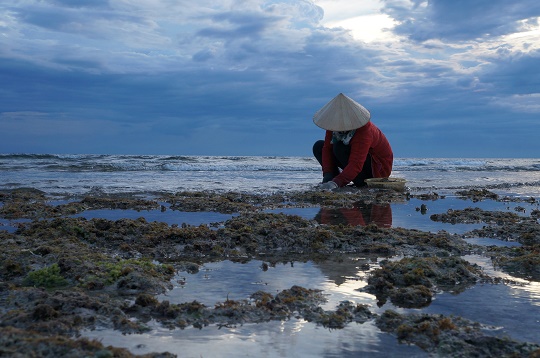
[322,122,393,187]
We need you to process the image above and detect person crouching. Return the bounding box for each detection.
[312,93,393,189]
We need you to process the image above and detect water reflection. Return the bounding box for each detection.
[0,218,32,233]
[313,256,378,287]
[314,202,392,227]
[424,254,540,344]
[70,204,237,227]
[82,255,540,355]
[82,317,427,357]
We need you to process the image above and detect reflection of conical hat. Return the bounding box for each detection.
[313,93,371,131]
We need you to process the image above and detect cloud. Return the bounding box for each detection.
[382,0,540,42]
[492,94,540,114]
[0,0,539,157]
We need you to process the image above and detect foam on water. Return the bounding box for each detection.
[2,154,540,197]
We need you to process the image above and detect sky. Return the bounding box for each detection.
[1,0,539,158]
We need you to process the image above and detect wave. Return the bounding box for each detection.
[1,160,318,173]
[2,154,540,173]
[393,158,540,172]
[0,153,67,160]
[2,154,540,197]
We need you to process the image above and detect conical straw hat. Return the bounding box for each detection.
[313,93,371,131]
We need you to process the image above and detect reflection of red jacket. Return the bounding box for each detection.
[322,122,393,187]
[370,204,392,228]
[318,204,392,227]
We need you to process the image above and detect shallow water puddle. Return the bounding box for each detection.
[159,258,378,309]
[70,202,238,226]
[424,254,540,344]
[58,197,539,236]
[268,197,539,233]
[82,255,540,356]
[166,256,540,344]
[464,237,522,247]
[83,317,426,358]
[266,198,481,233]
[0,217,32,233]
[85,257,428,357]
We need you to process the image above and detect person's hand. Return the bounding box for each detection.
[322,173,335,183]
[319,181,338,190]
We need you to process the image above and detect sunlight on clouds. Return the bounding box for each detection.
[313,0,380,20]
[314,0,397,43]
[502,17,540,53]
[327,14,397,43]
[456,17,540,68]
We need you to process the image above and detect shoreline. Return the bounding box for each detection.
[1,187,539,357]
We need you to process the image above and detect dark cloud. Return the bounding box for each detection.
[11,1,147,40]
[383,0,540,42]
[197,22,267,41]
[192,49,215,62]
[17,7,73,31]
[478,50,540,95]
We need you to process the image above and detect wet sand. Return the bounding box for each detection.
[1,187,539,357]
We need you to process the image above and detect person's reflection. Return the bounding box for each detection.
[314,201,392,227]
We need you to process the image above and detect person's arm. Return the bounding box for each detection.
[332,128,372,187]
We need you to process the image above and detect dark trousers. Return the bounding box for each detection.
[312,139,373,187]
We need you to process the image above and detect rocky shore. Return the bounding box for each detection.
[1,187,539,357]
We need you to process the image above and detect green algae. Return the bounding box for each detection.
[80,258,176,293]
[23,263,68,289]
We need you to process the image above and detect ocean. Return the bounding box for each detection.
[2,154,540,197]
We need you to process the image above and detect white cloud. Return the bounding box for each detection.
[325,13,397,43]
[501,17,540,53]
[313,0,380,22]
[314,0,398,43]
